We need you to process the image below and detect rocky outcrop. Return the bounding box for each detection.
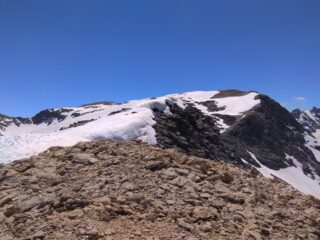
[0,140,319,239]
[80,101,115,107]
[32,108,73,125]
[152,94,320,179]
[154,103,242,166]
[221,96,319,174]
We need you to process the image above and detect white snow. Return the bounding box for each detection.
[0,107,157,163]
[304,133,320,163]
[212,92,260,116]
[0,90,261,163]
[215,117,229,133]
[171,91,260,132]
[306,110,317,123]
[313,129,320,142]
[246,151,320,198]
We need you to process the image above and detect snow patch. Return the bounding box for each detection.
[213,92,260,116]
[304,134,320,163]
[246,151,320,198]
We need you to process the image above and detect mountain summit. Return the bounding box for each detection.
[1,90,320,197]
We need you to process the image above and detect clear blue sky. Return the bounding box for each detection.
[1,0,319,117]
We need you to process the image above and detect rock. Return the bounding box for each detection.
[160,167,178,179]
[18,196,45,212]
[145,161,168,171]
[200,222,213,233]
[0,196,12,207]
[210,198,225,209]
[249,167,260,178]
[260,227,270,236]
[242,230,262,240]
[121,182,137,191]
[177,218,194,232]
[221,193,245,205]
[175,168,189,176]
[69,153,97,165]
[65,199,90,210]
[0,235,14,240]
[32,230,45,240]
[192,206,218,221]
[12,160,35,173]
[4,206,21,217]
[170,177,188,188]
[200,193,211,199]
[220,172,234,184]
[68,209,84,219]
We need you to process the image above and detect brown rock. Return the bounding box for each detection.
[177,218,194,232]
[32,230,45,240]
[220,172,234,184]
[192,206,218,221]
[145,161,168,171]
[0,140,318,240]
[0,196,12,207]
[221,193,245,204]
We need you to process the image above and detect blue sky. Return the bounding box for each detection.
[1,0,319,117]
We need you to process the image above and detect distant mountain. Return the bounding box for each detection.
[291,107,320,175]
[292,107,320,138]
[1,90,320,197]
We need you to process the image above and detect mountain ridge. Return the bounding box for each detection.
[1,90,320,198]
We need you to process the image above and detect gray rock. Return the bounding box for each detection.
[69,153,97,165]
[19,196,42,212]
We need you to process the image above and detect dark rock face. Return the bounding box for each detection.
[154,102,243,166]
[108,108,130,116]
[80,101,115,107]
[153,94,320,179]
[199,101,225,112]
[31,108,72,125]
[211,89,254,98]
[59,119,95,131]
[221,96,320,177]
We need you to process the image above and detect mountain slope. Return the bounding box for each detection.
[1,90,320,198]
[0,140,319,239]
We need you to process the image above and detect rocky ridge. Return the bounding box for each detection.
[0,140,319,240]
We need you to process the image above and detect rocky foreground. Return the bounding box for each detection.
[0,140,319,240]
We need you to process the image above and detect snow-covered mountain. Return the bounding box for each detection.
[1,90,320,198]
[292,107,320,139]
